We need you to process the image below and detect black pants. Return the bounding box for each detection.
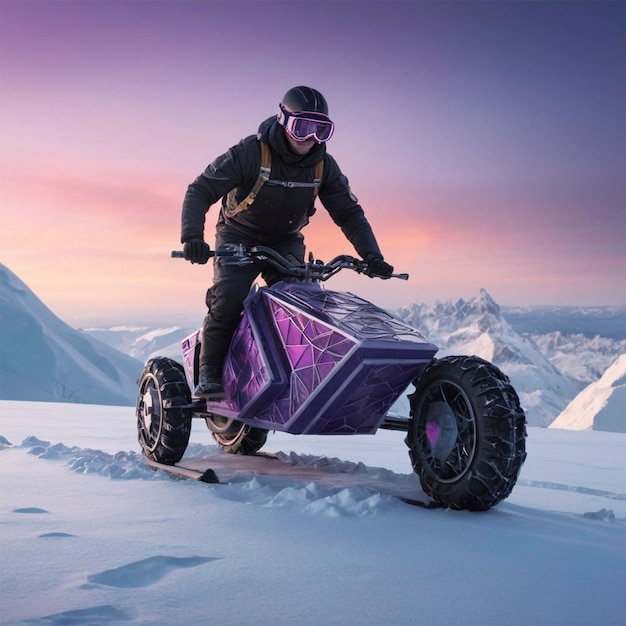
[199,223,306,366]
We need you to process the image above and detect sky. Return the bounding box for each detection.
[1,0,624,327]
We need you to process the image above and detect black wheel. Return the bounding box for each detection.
[406,355,526,511]
[210,418,268,455]
[136,357,192,465]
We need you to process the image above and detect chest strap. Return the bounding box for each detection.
[225,141,323,218]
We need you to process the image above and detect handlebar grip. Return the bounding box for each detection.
[171,251,185,258]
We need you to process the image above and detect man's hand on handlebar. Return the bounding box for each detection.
[183,240,211,265]
[364,254,394,278]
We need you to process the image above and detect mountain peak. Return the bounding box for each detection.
[478,288,500,312]
[395,290,578,426]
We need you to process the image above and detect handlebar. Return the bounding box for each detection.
[172,244,408,282]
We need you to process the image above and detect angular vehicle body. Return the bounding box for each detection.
[137,247,527,511]
[181,281,438,435]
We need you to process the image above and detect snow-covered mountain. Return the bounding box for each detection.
[83,325,194,363]
[395,289,580,427]
[0,264,143,406]
[550,354,626,432]
[530,331,626,387]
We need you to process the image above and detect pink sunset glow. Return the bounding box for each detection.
[1,1,624,327]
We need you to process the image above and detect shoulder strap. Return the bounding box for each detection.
[313,158,324,198]
[225,142,272,218]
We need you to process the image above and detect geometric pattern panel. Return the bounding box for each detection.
[307,362,422,434]
[282,285,432,344]
[222,314,270,411]
[269,298,355,415]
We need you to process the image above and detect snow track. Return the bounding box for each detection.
[3,432,625,520]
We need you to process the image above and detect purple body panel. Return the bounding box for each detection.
[181,282,438,435]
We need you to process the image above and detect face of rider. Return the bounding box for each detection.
[283,127,317,155]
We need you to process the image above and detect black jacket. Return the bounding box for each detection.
[181,117,382,259]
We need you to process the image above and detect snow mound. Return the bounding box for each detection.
[218,476,398,517]
[15,436,162,481]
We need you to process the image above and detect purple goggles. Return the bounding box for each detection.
[278,104,335,142]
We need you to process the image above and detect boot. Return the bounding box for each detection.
[194,363,225,398]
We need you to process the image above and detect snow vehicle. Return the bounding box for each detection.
[136,245,527,511]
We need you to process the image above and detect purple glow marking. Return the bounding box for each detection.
[426,421,440,446]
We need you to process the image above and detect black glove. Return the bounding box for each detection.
[183,239,211,265]
[365,254,393,278]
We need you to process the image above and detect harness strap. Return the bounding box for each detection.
[313,159,323,198]
[224,141,324,218]
[225,142,271,218]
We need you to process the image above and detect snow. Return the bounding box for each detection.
[550,355,626,433]
[1,400,625,626]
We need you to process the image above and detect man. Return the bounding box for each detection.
[181,86,393,398]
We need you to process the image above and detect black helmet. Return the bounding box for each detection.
[280,86,329,115]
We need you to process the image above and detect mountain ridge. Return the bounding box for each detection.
[0,263,143,406]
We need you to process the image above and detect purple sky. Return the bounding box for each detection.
[1,1,624,326]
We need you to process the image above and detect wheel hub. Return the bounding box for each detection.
[413,378,477,484]
[425,400,459,463]
[140,386,159,428]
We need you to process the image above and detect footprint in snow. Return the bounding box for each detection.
[39,532,75,538]
[14,507,49,514]
[25,603,129,624]
[86,555,218,588]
